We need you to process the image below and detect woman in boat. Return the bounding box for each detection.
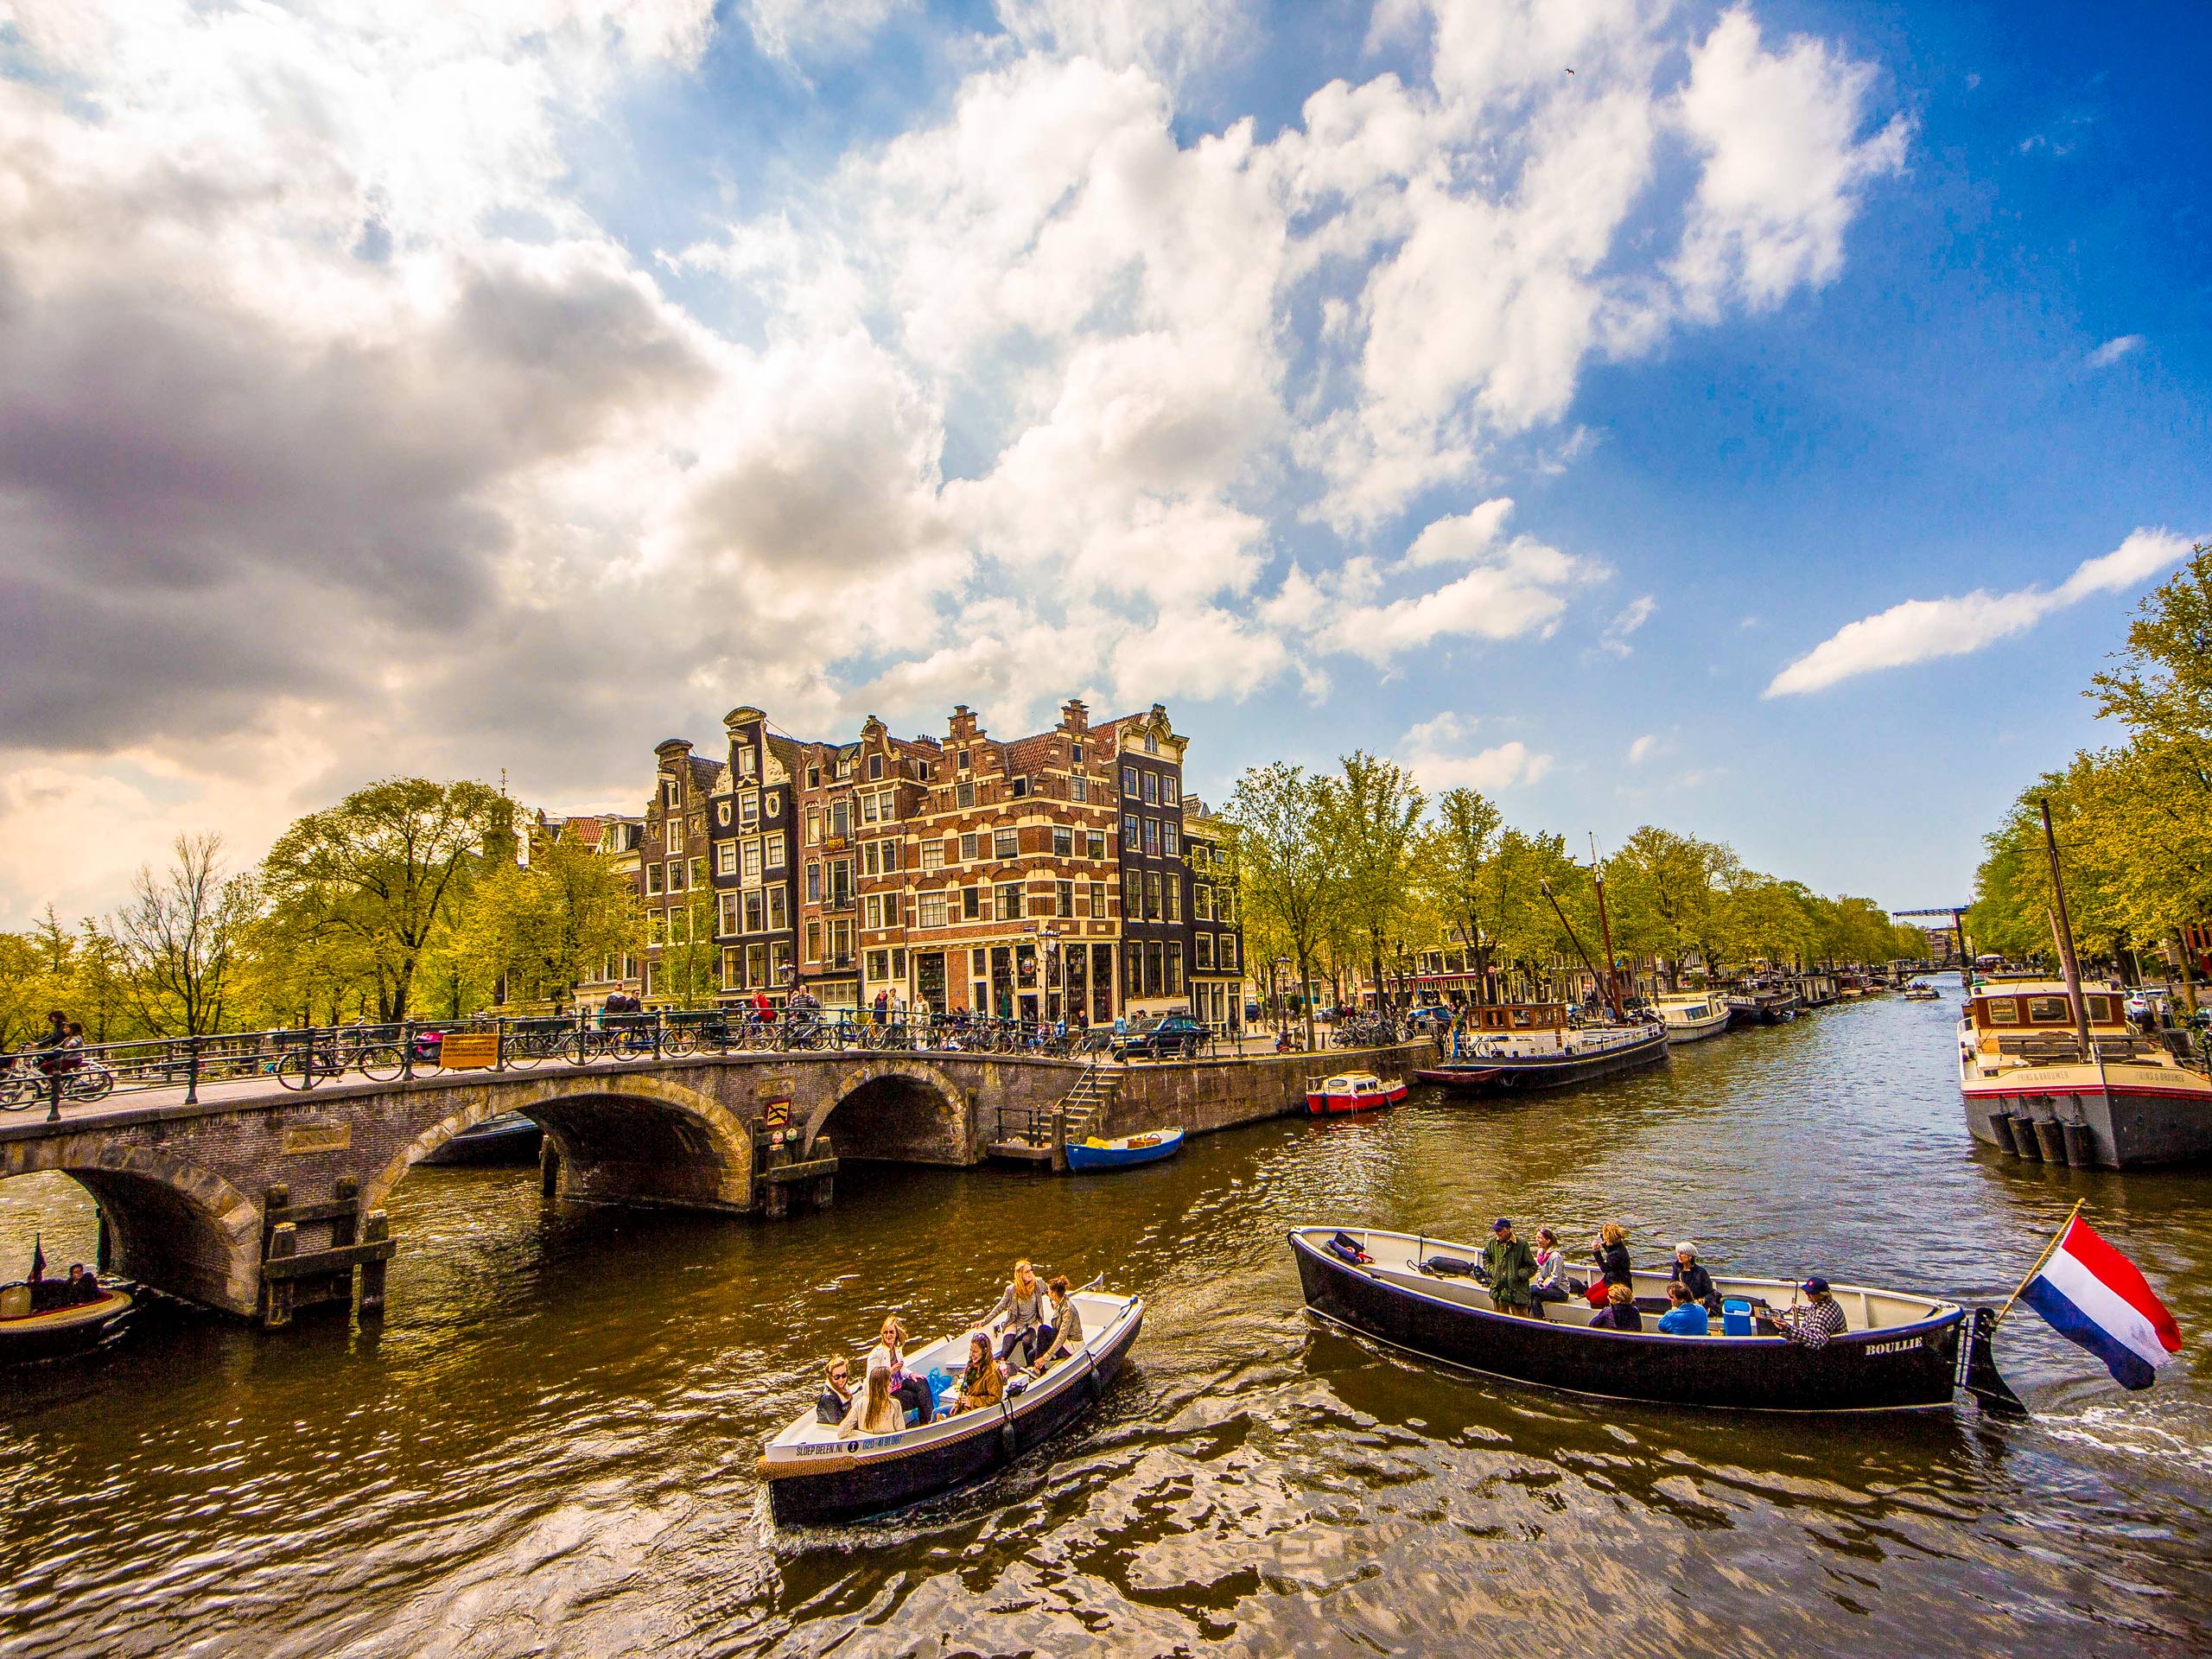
[987,1260,1048,1367]
[1587,1283,1643,1332]
[955,1332,1005,1413]
[1027,1276,1084,1376]
[1590,1224,1632,1292]
[1529,1228,1571,1308]
[866,1315,934,1425]
[1669,1243,1720,1313]
[837,1363,906,1437]
[815,1357,855,1426]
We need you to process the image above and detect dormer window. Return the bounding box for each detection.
[1011,776,1029,798]
[1144,733,1158,754]
[737,747,758,779]
[868,753,884,780]
[664,779,681,808]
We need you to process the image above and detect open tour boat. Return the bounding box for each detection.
[1306,1072,1408,1115]
[1415,1003,1669,1094]
[1289,1226,2017,1414]
[1653,992,1732,1044]
[0,1283,134,1364]
[759,1287,1144,1523]
[1960,977,2212,1167]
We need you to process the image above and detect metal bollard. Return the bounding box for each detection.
[184,1034,200,1106]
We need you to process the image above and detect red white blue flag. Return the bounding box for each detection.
[2021,1214,2183,1391]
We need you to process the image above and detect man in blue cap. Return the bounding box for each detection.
[1482,1217,1538,1318]
[1776,1277,1848,1346]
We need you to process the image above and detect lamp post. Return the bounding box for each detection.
[1040,924,1062,1027]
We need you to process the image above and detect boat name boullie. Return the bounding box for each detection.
[1864,1338,1923,1355]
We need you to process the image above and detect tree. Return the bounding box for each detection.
[1416,787,1503,995]
[261,779,504,1020]
[1604,827,1733,988]
[1320,752,1426,1013]
[106,833,258,1035]
[533,834,643,1008]
[1223,764,1338,1050]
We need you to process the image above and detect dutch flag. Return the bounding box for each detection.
[2020,1214,2183,1391]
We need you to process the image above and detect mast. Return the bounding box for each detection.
[1541,879,1611,1018]
[2038,798,2094,1062]
[1592,867,1625,1021]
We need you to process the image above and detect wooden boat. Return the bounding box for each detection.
[1064,1128,1184,1171]
[1306,1072,1408,1115]
[759,1287,1145,1523]
[1960,977,2212,1167]
[1289,1226,2017,1414]
[1903,982,1942,1001]
[0,1284,134,1363]
[419,1111,543,1166]
[1415,1003,1669,1093]
[1653,992,1731,1044]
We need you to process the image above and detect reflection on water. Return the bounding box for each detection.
[3,983,2208,1656]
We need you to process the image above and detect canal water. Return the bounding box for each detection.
[3,987,2207,1656]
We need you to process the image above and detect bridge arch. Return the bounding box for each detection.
[364,1071,756,1215]
[807,1059,971,1165]
[5,1138,263,1317]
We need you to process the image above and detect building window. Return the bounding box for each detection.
[995,882,1023,921]
[647,863,664,895]
[1056,880,1073,918]
[995,828,1019,861]
[1011,776,1029,798]
[716,842,737,877]
[667,859,686,893]
[765,832,786,869]
[957,782,976,810]
[766,887,788,931]
[721,893,740,936]
[959,832,981,862]
[1141,772,1156,805]
[880,838,899,873]
[722,947,740,989]
[1071,775,1088,803]
[1122,765,1138,796]
[690,856,707,888]
[668,907,688,945]
[1124,869,1141,918]
[830,918,852,965]
[1052,827,1073,857]
[1124,951,1141,996]
[742,841,762,882]
[744,892,766,932]
[829,799,849,840]
[861,791,878,825]
[1123,812,1140,850]
[963,887,982,921]
[1195,885,1213,921]
[771,939,791,981]
[864,895,881,930]
[920,842,944,874]
[1090,880,1107,918]
[1166,943,1184,996]
[1162,776,1179,806]
[1139,819,1155,857]
[957,747,970,771]
[664,779,681,808]
[806,921,822,963]
[1196,933,1215,970]
[862,842,880,877]
[1144,732,1158,755]
[836,756,853,780]
[740,793,758,826]
[1147,871,1162,918]
[808,764,821,789]
[805,806,821,846]
[1087,831,1106,860]
[869,753,884,781]
[920,893,949,928]
[1162,823,1179,858]
[716,802,731,829]
[645,962,662,996]
[1165,879,1180,922]
[805,862,821,902]
[1221,935,1237,969]
[738,747,758,779]
[1071,741,1084,762]
[764,792,779,818]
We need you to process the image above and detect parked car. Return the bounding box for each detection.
[1113,1013,1209,1061]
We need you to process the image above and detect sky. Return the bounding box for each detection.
[0,0,2205,929]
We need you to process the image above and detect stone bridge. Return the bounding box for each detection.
[0,1040,1432,1327]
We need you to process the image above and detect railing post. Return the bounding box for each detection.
[400,1020,416,1082]
[184,1033,200,1105]
[46,1058,61,1122]
[652,1011,664,1061]
[495,1016,507,1071]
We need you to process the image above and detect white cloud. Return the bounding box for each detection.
[1599,594,1656,655]
[1402,497,1515,566]
[741,0,913,63]
[1399,713,1554,792]
[2086,334,2144,369]
[1765,528,2196,697]
[1627,733,1659,765]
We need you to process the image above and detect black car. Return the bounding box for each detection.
[1114,1013,1209,1061]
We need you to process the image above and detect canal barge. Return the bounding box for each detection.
[1290,1227,2007,1413]
[0,1283,135,1363]
[1726,981,1802,1027]
[1415,1003,1669,1094]
[760,1287,1144,1523]
[1960,978,2212,1168]
[1653,992,1732,1044]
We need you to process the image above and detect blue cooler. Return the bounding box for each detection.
[1722,1298,1753,1337]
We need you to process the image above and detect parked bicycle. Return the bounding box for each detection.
[275,1026,408,1090]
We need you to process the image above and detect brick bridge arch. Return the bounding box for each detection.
[804,1058,973,1165]
[4,1137,263,1314]
[362,1071,756,1216]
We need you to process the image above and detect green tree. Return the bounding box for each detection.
[261,779,505,1020]
[1415,786,1503,995]
[1320,752,1426,1013]
[1223,763,1338,1049]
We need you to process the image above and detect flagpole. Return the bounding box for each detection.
[1993,1198,2088,1326]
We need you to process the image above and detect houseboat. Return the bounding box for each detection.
[1653,991,1732,1044]
[1726,981,1802,1027]
[1959,977,2212,1167]
[1414,1002,1668,1093]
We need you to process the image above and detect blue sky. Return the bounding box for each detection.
[0,0,2204,925]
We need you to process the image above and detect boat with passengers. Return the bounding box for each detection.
[760,1284,1144,1522]
[1289,1225,2018,1413]
[1959,975,2212,1167]
[1414,1001,1668,1094]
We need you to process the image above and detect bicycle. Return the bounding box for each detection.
[275,1027,406,1090]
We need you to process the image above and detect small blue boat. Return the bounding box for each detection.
[1065,1127,1185,1172]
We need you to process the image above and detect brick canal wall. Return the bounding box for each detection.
[1099,1041,1437,1141]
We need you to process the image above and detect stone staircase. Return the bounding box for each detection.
[986,1061,1121,1165]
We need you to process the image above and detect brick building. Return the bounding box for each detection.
[615,696,1243,1027]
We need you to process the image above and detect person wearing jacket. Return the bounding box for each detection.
[1590,1224,1633,1291]
[814,1357,855,1426]
[955,1332,1005,1413]
[1669,1243,1721,1313]
[1027,1276,1084,1375]
[987,1261,1047,1366]
[866,1314,934,1425]
[1587,1283,1643,1332]
[1481,1218,1537,1316]
[1530,1227,1572,1306]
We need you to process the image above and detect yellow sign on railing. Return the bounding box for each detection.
[440,1033,500,1070]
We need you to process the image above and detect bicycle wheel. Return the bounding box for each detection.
[72,1068,115,1103]
[505,1034,543,1069]
[276,1051,317,1090]
[358,1046,404,1083]
[663,1027,698,1058]
[0,1074,34,1111]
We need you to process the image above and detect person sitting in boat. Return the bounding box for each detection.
[1773,1278,1849,1347]
[955,1332,1005,1413]
[1529,1228,1572,1308]
[987,1260,1047,1367]
[1027,1276,1084,1376]
[63,1264,103,1306]
[1656,1281,1709,1336]
[866,1315,935,1425]
[1587,1283,1643,1332]
[814,1357,855,1426]
[1481,1219,1537,1318]
[1669,1243,1721,1314]
[837,1362,906,1438]
[1586,1224,1632,1298]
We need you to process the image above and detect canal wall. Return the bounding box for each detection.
[1100,1041,1437,1141]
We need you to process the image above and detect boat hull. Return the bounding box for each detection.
[419,1112,543,1166]
[764,1301,1143,1524]
[1065,1129,1183,1171]
[1662,1013,1732,1045]
[1414,1028,1669,1094]
[0,1289,134,1364]
[1290,1234,1961,1413]
[1962,1068,2212,1168]
[1306,1083,1408,1115]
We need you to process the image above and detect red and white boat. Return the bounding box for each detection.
[1306,1071,1408,1116]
